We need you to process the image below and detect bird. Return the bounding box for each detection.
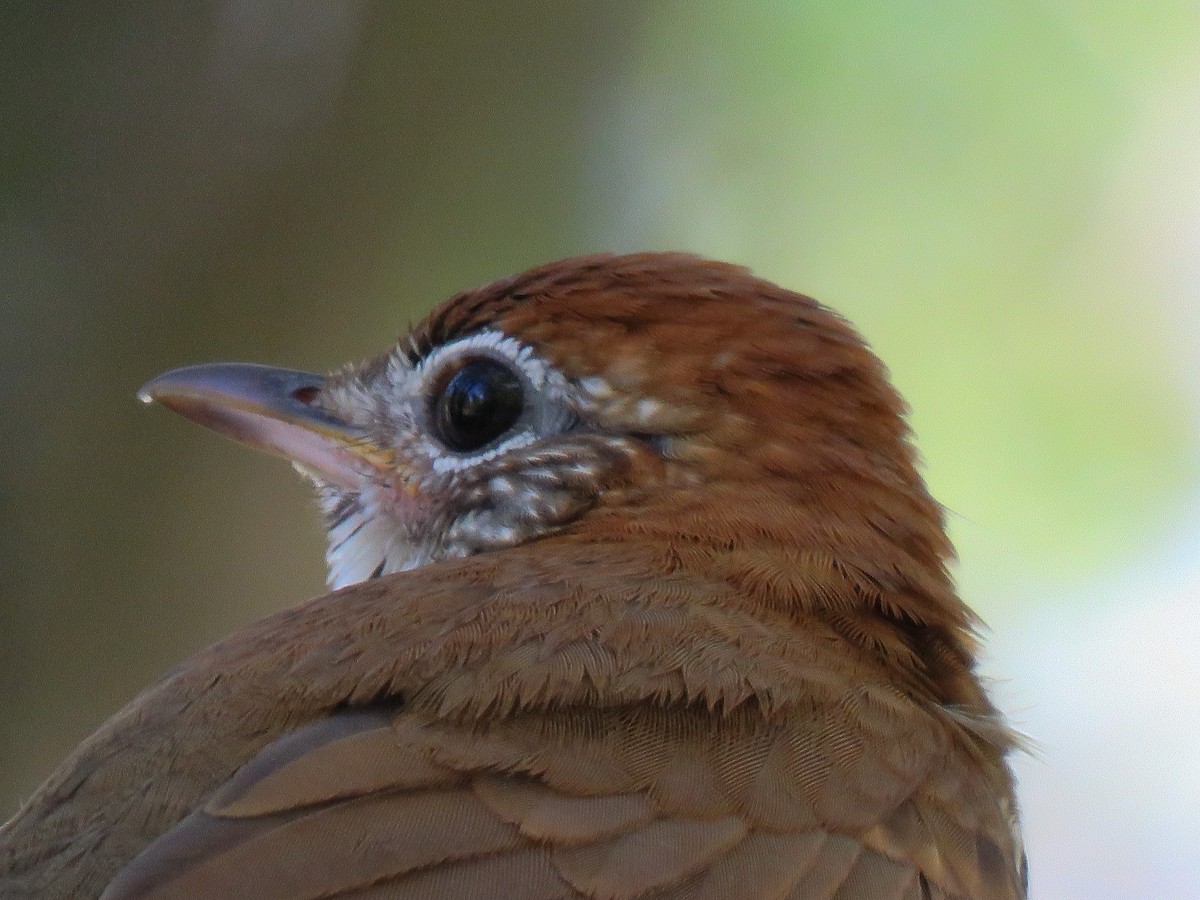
[0,252,1025,899]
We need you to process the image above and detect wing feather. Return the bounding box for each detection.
[107,789,523,899]
[342,850,571,900]
[473,777,655,845]
[104,701,1019,899]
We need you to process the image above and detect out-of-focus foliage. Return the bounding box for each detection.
[2,4,1197,897]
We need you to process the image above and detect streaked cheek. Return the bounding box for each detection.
[373,472,440,530]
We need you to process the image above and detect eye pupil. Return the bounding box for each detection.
[434,358,524,452]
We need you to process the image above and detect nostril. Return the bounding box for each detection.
[292,386,320,405]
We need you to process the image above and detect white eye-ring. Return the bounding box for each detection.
[418,331,559,392]
[399,330,576,474]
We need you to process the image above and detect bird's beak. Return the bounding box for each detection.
[139,363,388,491]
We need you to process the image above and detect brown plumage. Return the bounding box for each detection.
[0,253,1025,898]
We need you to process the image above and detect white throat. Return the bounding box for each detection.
[321,495,432,590]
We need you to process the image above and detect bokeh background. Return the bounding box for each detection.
[3,4,1198,896]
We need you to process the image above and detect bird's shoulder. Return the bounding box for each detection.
[3,540,1022,898]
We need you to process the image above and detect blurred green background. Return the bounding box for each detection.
[3,4,1198,897]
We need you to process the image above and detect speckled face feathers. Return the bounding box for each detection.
[314,323,651,589]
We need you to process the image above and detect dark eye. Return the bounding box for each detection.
[432,357,524,452]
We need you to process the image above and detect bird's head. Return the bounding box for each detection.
[143,253,953,625]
